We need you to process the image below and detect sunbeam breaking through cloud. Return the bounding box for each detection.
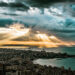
[0,23,75,48]
[0,0,75,48]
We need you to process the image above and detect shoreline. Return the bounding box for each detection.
[0,48,75,60]
[0,48,75,75]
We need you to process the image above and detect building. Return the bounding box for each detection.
[0,64,5,75]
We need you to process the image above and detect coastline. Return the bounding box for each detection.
[0,48,75,75]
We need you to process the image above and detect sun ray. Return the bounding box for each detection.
[0,23,75,48]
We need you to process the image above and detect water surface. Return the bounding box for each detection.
[33,58,75,70]
[31,47,75,55]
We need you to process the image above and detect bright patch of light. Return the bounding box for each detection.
[0,23,75,48]
[50,7,62,15]
[2,0,15,3]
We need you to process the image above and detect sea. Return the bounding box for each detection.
[32,47,75,70]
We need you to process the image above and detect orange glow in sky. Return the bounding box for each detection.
[0,23,75,48]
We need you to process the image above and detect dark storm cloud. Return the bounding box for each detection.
[33,0,75,2]
[0,2,29,9]
[0,0,74,8]
[65,19,75,27]
[25,0,75,7]
[29,0,75,5]
[0,0,75,41]
[0,19,16,26]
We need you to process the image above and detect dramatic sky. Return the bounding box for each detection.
[0,0,75,48]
